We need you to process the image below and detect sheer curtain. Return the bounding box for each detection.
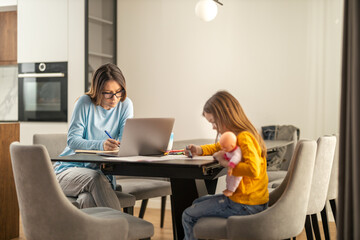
[338,0,360,239]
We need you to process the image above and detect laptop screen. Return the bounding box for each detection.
[117,118,175,157]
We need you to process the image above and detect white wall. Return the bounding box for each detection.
[18,0,343,145]
[67,0,85,122]
[117,0,343,141]
[322,0,343,135]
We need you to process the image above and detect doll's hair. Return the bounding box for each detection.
[203,90,267,158]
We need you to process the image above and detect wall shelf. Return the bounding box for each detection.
[85,0,117,92]
[88,15,113,25]
[89,51,113,59]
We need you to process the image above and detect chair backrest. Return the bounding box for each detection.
[262,125,299,171]
[33,133,67,158]
[268,136,304,206]
[280,130,299,170]
[10,142,128,240]
[228,140,317,239]
[307,135,337,214]
[327,135,339,200]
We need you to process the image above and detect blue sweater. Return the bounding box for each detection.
[54,95,134,188]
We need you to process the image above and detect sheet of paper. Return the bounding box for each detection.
[104,155,215,162]
[75,149,118,154]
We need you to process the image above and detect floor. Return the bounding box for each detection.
[13,207,337,240]
[137,208,337,240]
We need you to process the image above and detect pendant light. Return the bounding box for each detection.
[195,0,223,22]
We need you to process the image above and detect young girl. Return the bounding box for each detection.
[182,90,269,240]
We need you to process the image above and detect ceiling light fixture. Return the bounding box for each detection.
[195,0,223,22]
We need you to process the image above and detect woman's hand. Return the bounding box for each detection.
[213,150,229,167]
[185,144,203,157]
[103,138,120,151]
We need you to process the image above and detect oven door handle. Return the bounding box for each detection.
[18,73,65,78]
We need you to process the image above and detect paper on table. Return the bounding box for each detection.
[104,155,215,162]
[75,149,119,154]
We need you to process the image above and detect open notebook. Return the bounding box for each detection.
[75,149,118,154]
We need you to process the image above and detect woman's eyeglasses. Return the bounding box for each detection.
[102,89,125,99]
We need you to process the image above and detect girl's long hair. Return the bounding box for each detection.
[203,90,267,158]
[86,63,127,105]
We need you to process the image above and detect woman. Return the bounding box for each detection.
[183,90,269,240]
[54,63,133,210]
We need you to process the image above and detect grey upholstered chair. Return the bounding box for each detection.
[303,136,336,239]
[321,138,339,239]
[34,133,172,227]
[319,136,339,239]
[193,140,317,240]
[10,142,154,240]
[267,127,299,189]
[116,177,171,228]
[33,133,136,212]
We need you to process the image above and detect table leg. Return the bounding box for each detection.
[170,178,218,240]
[205,179,218,194]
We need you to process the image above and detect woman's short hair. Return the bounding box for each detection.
[86,63,127,105]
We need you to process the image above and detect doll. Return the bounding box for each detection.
[219,131,242,197]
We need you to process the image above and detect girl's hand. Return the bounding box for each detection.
[228,168,233,176]
[103,138,120,151]
[213,150,229,167]
[185,144,203,157]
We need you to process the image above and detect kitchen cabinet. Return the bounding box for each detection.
[0,10,18,121]
[0,11,17,65]
[85,0,116,91]
[17,0,68,62]
[0,122,20,240]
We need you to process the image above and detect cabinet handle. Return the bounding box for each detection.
[18,73,65,78]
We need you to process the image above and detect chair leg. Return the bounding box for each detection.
[320,205,330,240]
[305,215,314,240]
[160,196,166,228]
[139,199,149,219]
[329,199,337,225]
[123,206,134,215]
[310,214,321,240]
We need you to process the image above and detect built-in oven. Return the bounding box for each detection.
[18,62,67,122]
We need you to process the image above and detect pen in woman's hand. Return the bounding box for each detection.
[104,130,120,147]
[104,130,113,139]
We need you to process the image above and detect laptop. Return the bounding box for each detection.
[101,118,175,157]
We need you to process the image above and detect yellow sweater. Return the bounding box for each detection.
[201,131,269,205]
